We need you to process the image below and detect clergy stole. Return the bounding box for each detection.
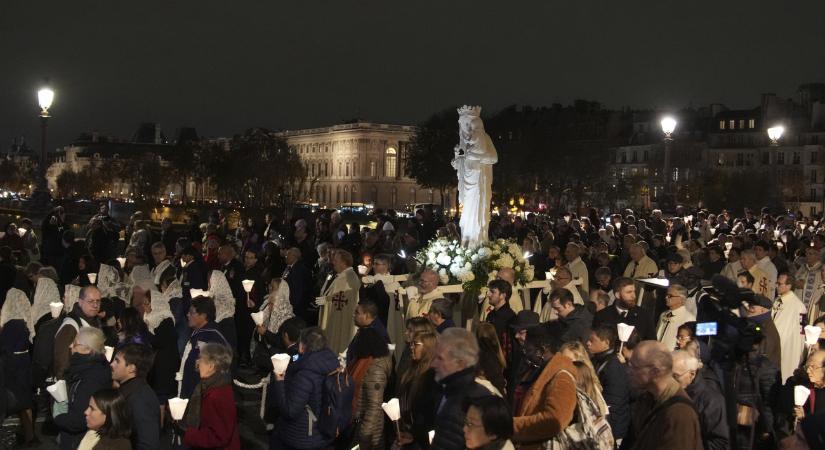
[772,293,807,383]
[319,268,360,355]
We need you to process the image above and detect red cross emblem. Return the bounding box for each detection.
[331,292,349,311]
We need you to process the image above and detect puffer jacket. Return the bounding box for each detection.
[430,367,490,450]
[354,356,392,450]
[273,348,340,449]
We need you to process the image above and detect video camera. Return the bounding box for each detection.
[694,275,765,362]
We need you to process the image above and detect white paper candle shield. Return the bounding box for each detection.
[242,279,255,293]
[428,430,435,444]
[617,323,635,342]
[271,353,291,374]
[388,343,396,352]
[87,273,97,284]
[105,346,114,361]
[804,325,822,346]
[47,380,67,403]
[251,311,266,326]
[116,257,126,269]
[357,265,368,275]
[405,286,419,299]
[381,398,401,421]
[168,397,189,420]
[794,385,811,406]
[190,289,211,298]
[49,302,63,318]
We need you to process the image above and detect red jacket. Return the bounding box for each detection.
[183,384,240,450]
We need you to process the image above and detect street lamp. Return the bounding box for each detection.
[32,87,55,208]
[660,116,677,209]
[767,125,784,146]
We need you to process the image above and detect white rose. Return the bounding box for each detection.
[436,253,452,266]
[439,274,449,284]
[464,262,472,270]
[471,254,478,262]
[427,251,436,261]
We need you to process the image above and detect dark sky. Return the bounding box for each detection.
[2,1,824,151]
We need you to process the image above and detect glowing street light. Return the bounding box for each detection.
[38,88,54,117]
[767,126,784,146]
[660,116,678,208]
[660,116,677,140]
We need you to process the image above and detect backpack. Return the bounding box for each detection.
[32,315,82,387]
[543,370,615,450]
[316,367,355,440]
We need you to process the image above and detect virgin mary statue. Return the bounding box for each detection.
[451,105,498,247]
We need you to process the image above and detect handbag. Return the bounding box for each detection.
[543,370,615,450]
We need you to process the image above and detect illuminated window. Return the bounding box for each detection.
[370,161,376,177]
[739,119,745,129]
[729,120,735,130]
[749,119,755,129]
[385,148,397,178]
[719,120,725,130]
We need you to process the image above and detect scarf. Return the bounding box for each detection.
[181,371,233,429]
[32,277,60,324]
[209,270,235,322]
[262,282,294,335]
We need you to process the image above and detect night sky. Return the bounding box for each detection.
[2,1,824,150]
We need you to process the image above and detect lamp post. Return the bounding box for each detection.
[32,87,54,209]
[660,116,677,208]
[767,125,784,146]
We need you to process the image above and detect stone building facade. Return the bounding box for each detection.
[278,122,448,211]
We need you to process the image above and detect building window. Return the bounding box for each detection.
[620,152,626,163]
[643,151,648,162]
[370,161,376,177]
[346,162,350,177]
[729,120,735,130]
[672,168,679,182]
[737,153,744,166]
[385,148,397,178]
[619,169,625,179]
[336,186,341,204]
[762,152,770,164]
[371,186,378,203]
[719,120,725,130]
[812,188,817,202]
[338,162,342,176]
[739,119,745,129]
[632,151,637,163]
[749,119,755,129]
[325,163,329,177]
[391,187,397,206]
[812,170,818,184]
[777,152,785,165]
[812,152,818,164]
[344,185,349,203]
[794,152,801,164]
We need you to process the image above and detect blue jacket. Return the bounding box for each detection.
[273,348,340,449]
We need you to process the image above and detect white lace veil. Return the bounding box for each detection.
[32,277,60,323]
[209,270,236,322]
[1,288,33,339]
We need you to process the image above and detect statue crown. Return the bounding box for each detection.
[457,105,482,117]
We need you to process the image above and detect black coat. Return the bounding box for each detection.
[686,369,729,450]
[558,305,593,343]
[591,349,630,440]
[592,304,656,341]
[119,377,160,450]
[283,262,313,316]
[54,353,112,450]
[147,317,179,401]
[431,368,490,450]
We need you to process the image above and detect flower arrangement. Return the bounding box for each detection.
[414,237,535,297]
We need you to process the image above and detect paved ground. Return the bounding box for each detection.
[1,382,271,450]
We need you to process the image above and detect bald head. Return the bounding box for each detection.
[497,267,516,285]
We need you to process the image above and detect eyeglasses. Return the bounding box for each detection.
[82,298,102,306]
[676,335,691,342]
[805,364,824,371]
[665,294,684,299]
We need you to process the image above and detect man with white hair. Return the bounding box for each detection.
[672,350,729,450]
[429,328,490,450]
[656,284,696,351]
[407,269,442,319]
[623,243,658,280]
[773,271,806,382]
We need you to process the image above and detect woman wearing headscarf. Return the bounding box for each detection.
[145,268,180,416]
[209,270,237,353]
[254,278,294,352]
[32,276,61,328]
[1,287,36,445]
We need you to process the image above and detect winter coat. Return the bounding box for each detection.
[512,353,577,450]
[354,356,392,450]
[118,377,159,450]
[273,348,341,449]
[558,304,593,343]
[54,353,113,450]
[686,370,729,450]
[183,383,241,450]
[591,349,630,439]
[430,367,492,450]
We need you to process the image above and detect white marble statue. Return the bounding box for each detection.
[452,105,498,247]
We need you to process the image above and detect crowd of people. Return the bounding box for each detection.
[0,203,825,449]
